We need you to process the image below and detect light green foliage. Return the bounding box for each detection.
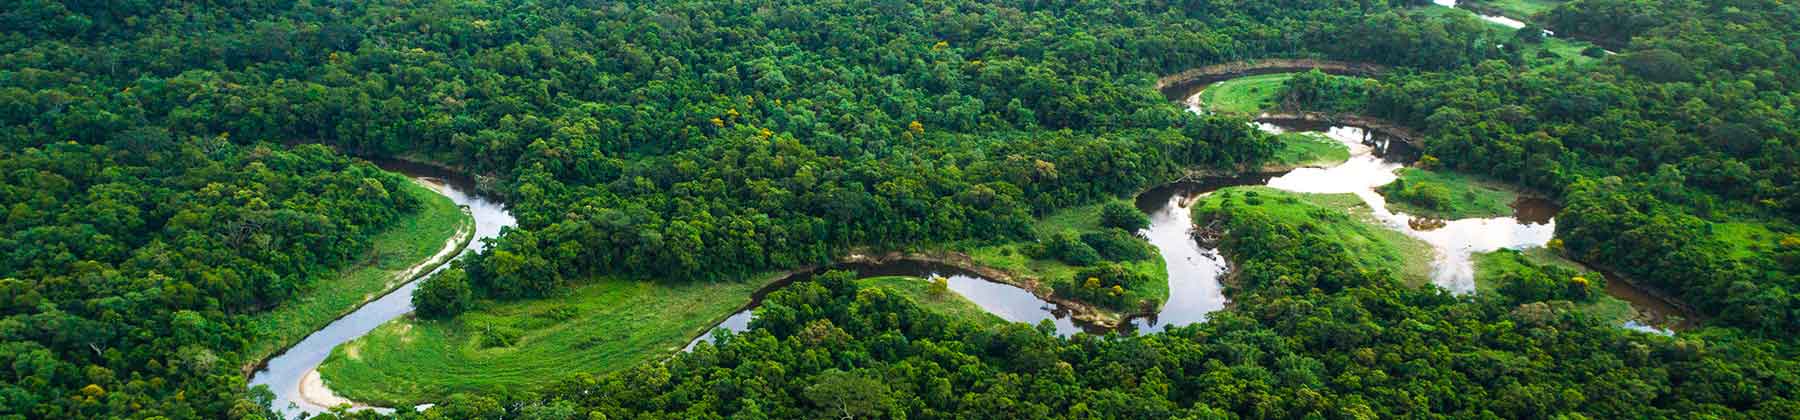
[1196,73,1295,114]
[1266,132,1351,170]
[1379,168,1521,219]
[317,276,776,405]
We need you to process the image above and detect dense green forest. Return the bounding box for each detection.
[4,0,1800,418]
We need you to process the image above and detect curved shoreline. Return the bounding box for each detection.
[1156,59,1390,101]
[239,182,476,378]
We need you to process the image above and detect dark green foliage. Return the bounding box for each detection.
[5,0,1800,416]
[414,268,475,320]
[1381,178,1455,211]
[481,264,1800,419]
[1080,229,1156,262]
[1279,69,1372,113]
[1055,263,1159,311]
[1098,201,1150,232]
[0,141,416,418]
[1488,252,1605,304]
[1033,232,1103,266]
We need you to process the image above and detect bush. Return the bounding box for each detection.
[1099,201,1150,231]
[1080,229,1155,261]
[414,267,475,319]
[1054,263,1157,310]
[1031,232,1102,266]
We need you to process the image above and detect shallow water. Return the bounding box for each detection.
[249,159,515,418]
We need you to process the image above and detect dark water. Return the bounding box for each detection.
[249,159,516,417]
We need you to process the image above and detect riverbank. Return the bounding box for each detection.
[240,178,474,375]
[955,201,1168,327]
[1378,168,1525,220]
[1156,59,1389,101]
[857,276,1008,327]
[314,272,784,406]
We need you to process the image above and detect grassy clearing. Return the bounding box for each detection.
[243,179,471,362]
[1195,73,1294,114]
[1378,168,1521,219]
[317,275,776,406]
[1196,187,1435,286]
[1711,221,1793,262]
[963,202,1167,313]
[1266,132,1351,170]
[857,276,1006,326]
[1473,248,1635,323]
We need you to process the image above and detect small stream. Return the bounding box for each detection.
[249,160,516,418]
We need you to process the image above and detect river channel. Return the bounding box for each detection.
[248,160,516,418]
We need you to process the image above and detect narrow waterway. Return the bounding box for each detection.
[249,160,515,418]
[684,261,1087,351]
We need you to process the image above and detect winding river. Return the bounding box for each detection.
[685,114,1686,344]
[270,60,1678,414]
[249,160,515,418]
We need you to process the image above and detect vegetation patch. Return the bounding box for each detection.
[1473,248,1630,323]
[1195,73,1295,114]
[855,276,1006,326]
[1378,167,1521,219]
[962,201,1167,314]
[1194,187,1434,292]
[243,179,471,362]
[1265,132,1351,170]
[316,275,775,406]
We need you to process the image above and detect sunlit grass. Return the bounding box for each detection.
[1378,168,1522,220]
[1195,73,1295,114]
[1195,187,1435,287]
[318,275,777,406]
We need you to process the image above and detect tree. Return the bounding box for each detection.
[928,275,949,298]
[414,268,475,319]
[804,370,896,419]
[1099,201,1150,232]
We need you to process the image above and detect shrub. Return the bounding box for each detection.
[1080,229,1154,261]
[1099,201,1150,231]
[414,267,475,319]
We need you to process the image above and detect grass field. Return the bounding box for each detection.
[1378,168,1521,220]
[857,276,1007,326]
[1712,221,1793,262]
[317,275,779,406]
[1266,132,1351,170]
[1196,187,1435,287]
[962,201,1168,314]
[243,179,472,363]
[1473,248,1635,323]
[1195,73,1294,114]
